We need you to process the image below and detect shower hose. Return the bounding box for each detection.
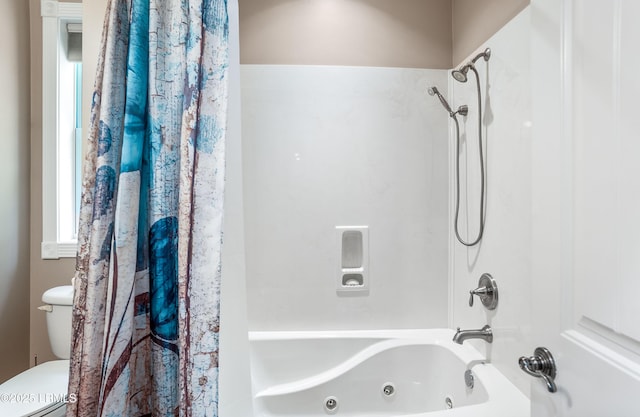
[452,65,486,247]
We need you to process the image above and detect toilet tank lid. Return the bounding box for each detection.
[42,285,74,305]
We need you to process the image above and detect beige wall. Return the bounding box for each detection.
[0,0,32,383]
[28,0,105,366]
[452,0,530,65]
[28,0,79,366]
[239,0,530,69]
[239,0,452,69]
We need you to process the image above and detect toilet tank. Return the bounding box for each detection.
[41,285,74,360]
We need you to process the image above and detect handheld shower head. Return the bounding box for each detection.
[428,86,454,116]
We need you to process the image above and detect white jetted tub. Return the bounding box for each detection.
[249,329,529,417]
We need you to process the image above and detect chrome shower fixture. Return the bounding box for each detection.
[456,104,468,117]
[428,86,453,116]
[451,66,471,83]
[428,87,468,117]
[430,46,491,247]
[451,48,491,83]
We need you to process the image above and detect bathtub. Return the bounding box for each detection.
[249,329,529,417]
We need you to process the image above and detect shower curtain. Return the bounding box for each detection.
[67,0,229,415]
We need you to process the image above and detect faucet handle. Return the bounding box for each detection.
[468,273,498,310]
[518,347,557,393]
[469,286,489,307]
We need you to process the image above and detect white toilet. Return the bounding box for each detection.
[0,285,74,417]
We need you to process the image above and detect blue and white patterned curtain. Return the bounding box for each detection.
[67,0,229,415]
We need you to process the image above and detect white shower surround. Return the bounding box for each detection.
[449,8,532,395]
[241,65,449,331]
[241,5,533,402]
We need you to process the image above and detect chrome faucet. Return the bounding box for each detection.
[452,325,493,344]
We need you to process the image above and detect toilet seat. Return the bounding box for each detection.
[0,360,70,416]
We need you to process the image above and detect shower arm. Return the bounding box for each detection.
[470,48,491,65]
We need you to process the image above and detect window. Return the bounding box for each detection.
[41,0,82,259]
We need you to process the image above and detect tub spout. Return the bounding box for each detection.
[453,325,493,344]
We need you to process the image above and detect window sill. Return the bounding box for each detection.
[41,241,77,259]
